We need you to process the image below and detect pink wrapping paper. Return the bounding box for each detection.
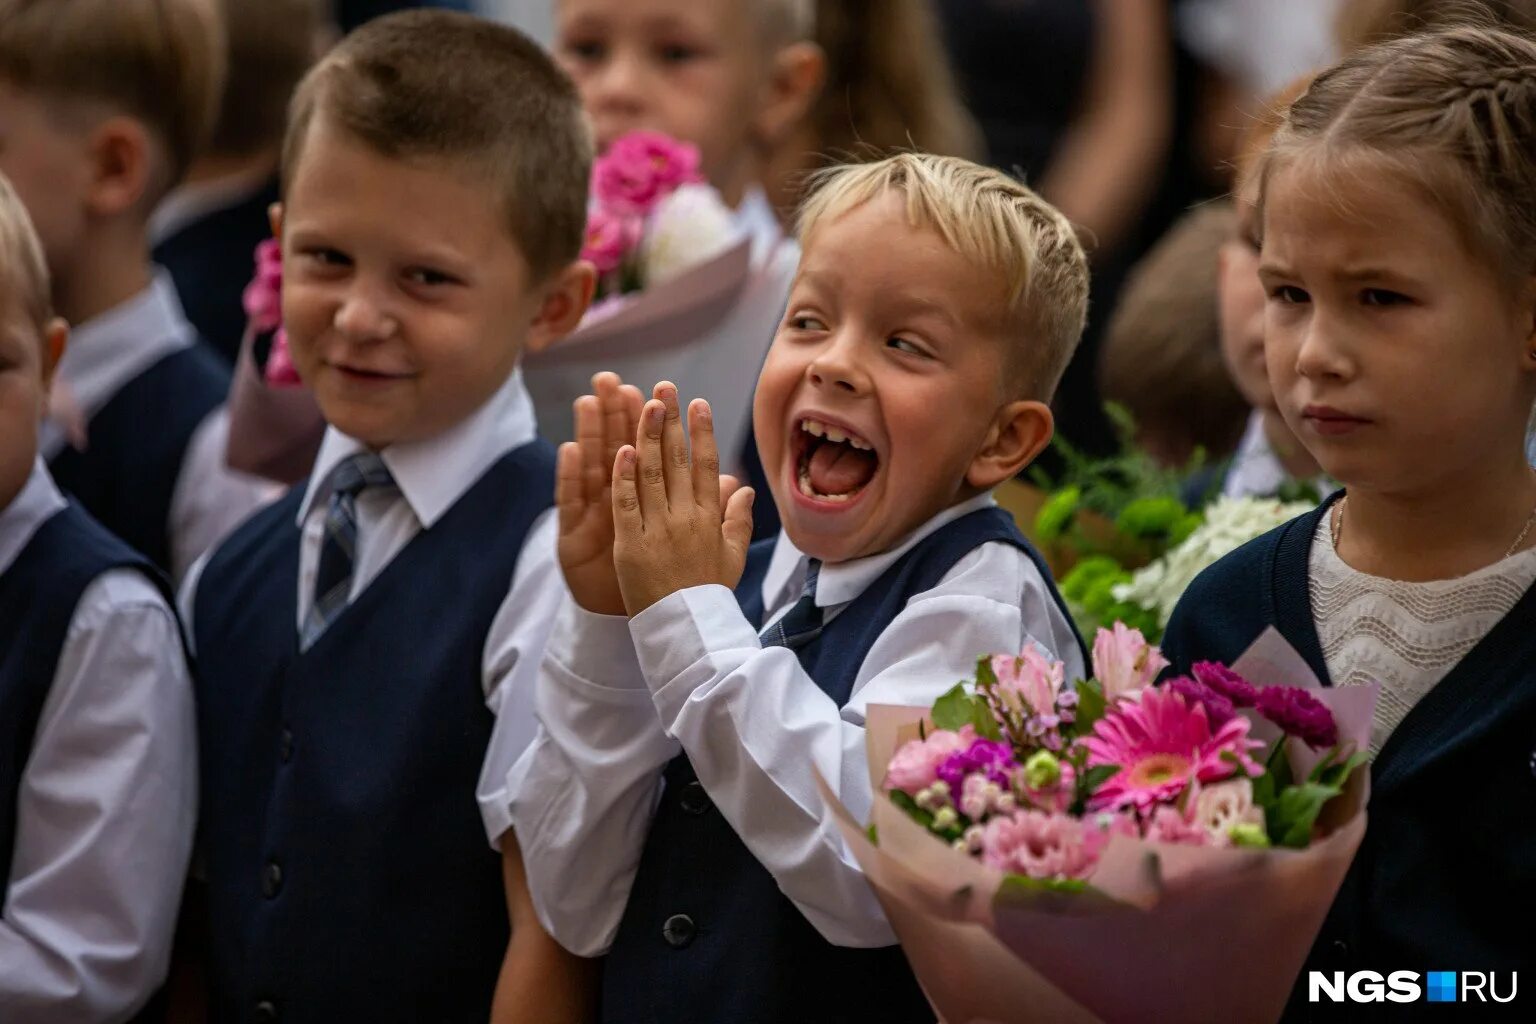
[819,629,1375,1024]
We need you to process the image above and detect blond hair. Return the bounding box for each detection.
[1100,202,1248,462]
[0,0,226,198]
[0,173,53,347]
[1336,0,1536,50]
[1260,24,1536,284]
[210,0,327,158]
[283,9,591,282]
[798,153,1088,398]
[757,0,815,43]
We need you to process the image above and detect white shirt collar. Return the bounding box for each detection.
[734,186,784,263]
[148,166,276,247]
[54,270,196,423]
[761,491,999,613]
[0,459,68,575]
[297,365,540,530]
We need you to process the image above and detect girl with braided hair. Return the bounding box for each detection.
[1160,23,1536,1013]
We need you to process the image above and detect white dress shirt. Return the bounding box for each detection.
[508,492,1084,955]
[180,367,564,848]
[1222,410,1330,500]
[40,271,278,584]
[0,460,196,1024]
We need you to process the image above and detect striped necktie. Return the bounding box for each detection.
[301,451,397,650]
[759,558,824,651]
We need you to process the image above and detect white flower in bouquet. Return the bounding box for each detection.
[640,183,741,286]
[1114,496,1313,628]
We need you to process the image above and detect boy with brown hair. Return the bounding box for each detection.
[0,173,196,1022]
[181,11,595,1022]
[0,0,274,582]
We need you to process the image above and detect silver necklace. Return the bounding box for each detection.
[1331,493,1536,560]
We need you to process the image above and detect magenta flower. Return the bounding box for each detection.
[264,331,301,387]
[581,204,641,276]
[592,131,704,216]
[1164,675,1236,727]
[936,736,1016,792]
[1092,623,1169,700]
[884,727,973,796]
[1082,687,1263,813]
[242,239,283,331]
[1191,661,1259,708]
[980,810,1100,880]
[1255,685,1338,749]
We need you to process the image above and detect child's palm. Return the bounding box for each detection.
[556,376,642,616]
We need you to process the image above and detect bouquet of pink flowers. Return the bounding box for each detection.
[242,238,302,388]
[580,130,743,316]
[818,627,1376,1024]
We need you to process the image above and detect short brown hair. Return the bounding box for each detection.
[282,9,591,281]
[210,0,327,158]
[0,172,53,347]
[798,153,1088,399]
[0,0,226,197]
[1261,24,1536,284]
[1099,202,1248,463]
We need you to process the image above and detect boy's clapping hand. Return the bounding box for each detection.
[556,372,644,616]
[612,382,755,616]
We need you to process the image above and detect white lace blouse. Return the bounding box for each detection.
[1309,514,1536,754]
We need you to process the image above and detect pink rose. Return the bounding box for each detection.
[884,726,973,796]
[1141,805,1211,847]
[264,329,301,387]
[592,130,704,216]
[993,647,1065,719]
[1092,623,1169,701]
[242,238,284,332]
[581,205,641,276]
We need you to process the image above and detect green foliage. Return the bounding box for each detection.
[1071,678,1108,736]
[1034,486,1081,544]
[931,681,1001,741]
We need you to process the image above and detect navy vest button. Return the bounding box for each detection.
[262,861,283,899]
[253,999,278,1022]
[662,913,696,949]
[679,781,712,815]
[279,729,294,764]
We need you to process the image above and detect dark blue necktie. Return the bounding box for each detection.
[759,558,824,651]
[301,452,396,650]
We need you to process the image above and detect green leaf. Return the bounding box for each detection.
[931,683,976,732]
[1309,748,1370,789]
[866,824,879,845]
[1267,781,1342,849]
[1265,737,1294,791]
[994,872,1132,912]
[1081,764,1120,793]
[1072,678,1108,735]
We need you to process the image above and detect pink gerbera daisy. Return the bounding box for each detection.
[1082,687,1263,813]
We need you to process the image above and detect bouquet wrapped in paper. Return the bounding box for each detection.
[818,627,1374,1024]
[524,130,797,466]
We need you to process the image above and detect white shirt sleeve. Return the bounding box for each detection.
[169,407,282,586]
[0,569,197,1024]
[504,598,680,957]
[475,509,566,847]
[627,541,1085,948]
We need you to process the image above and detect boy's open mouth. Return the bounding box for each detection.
[793,417,880,503]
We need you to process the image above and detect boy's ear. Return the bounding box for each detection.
[524,260,597,354]
[83,116,155,217]
[39,317,68,391]
[269,202,284,241]
[966,399,1054,491]
[752,42,826,151]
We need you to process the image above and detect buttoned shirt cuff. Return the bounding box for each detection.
[629,584,761,706]
[546,597,650,697]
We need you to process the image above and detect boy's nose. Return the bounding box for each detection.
[333,294,398,341]
[588,51,647,122]
[806,349,869,395]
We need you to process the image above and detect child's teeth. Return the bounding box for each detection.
[825,427,847,443]
[803,419,825,437]
[848,436,871,451]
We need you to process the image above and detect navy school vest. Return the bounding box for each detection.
[192,440,555,1024]
[0,502,167,894]
[604,506,1086,1024]
[49,343,230,574]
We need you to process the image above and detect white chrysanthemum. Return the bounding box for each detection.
[1114,497,1314,627]
[640,183,741,286]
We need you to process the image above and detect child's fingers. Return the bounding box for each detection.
[555,441,584,534]
[654,382,691,511]
[573,395,605,505]
[722,486,756,576]
[635,398,669,514]
[719,473,742,513]
[688,399,722,515]
[611,444,643,535]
